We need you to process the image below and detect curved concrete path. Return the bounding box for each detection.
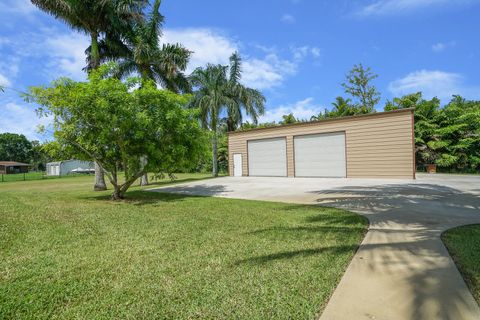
[150,174,480,319]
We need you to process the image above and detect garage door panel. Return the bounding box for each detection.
[294,132,346,177]
[248,138,287,177]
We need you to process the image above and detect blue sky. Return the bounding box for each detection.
[1,0,479,141]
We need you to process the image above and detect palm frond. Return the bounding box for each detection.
[229,52,242,84]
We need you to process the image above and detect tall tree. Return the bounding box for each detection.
[89,0,191,94]
[0,133,33,163]
[28,65,206,200]
[433,96,480,171]
[224,53,265,131]
[189,65,228,178]
[342,63,380,113]
[31,0,148,191]
[88,0,192,186]
[190,53,265,177]
[32,0,147,69]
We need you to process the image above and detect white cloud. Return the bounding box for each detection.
[291,46,321,60]
[44,33,90,80]
[388,69,480,101]
[0,0,37,15]
[0,28,90,82]
[432,41,456,52]
[281,14,296,24]
[163,28,318,90]
[0,103,52,140]
[163,28,238,73]
[311,47,321,58]
[357,0,472,16]
[242,54,297,89]
[0,73,11,87]
[259,98,324,123]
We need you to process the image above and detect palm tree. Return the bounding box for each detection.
[32,0,147,69]
[190,53,265,177]
[90,0,191,94]
[224,53,265,131]
[88,0,191,186]
[330,96,354,117]
[32,0,148,191]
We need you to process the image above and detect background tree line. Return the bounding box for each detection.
[0,133,51,171]
[241,64,480,173]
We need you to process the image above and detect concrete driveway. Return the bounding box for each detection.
[150,174,480,320]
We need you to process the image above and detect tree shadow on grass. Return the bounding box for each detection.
[78,184,228,205]
[248,225,365,237]
[145,176,217,188]
[78,189,206,204]
[234,245,358,265]
[148,183,230,197]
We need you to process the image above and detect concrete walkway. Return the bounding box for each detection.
[150,174,480,319]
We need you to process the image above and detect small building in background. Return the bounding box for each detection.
[46,160,94,176]
[0,161,30,174]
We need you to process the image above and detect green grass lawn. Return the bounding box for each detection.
[442,224,480,304]
[0,174,367,319]
[0,172,46,182]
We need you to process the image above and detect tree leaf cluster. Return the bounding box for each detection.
[28,65,207,199]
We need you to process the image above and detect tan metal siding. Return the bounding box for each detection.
[228,109,415,179]
[286,136,294,177]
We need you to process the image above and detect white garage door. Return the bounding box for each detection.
[294,132,346,177]
[248,137,287,177]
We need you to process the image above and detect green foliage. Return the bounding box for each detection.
[30,140,50,171]
[383,93,480,172]
[27,65,207,199]
[342,63,380,112]
[94,0,191,93]
[189,52,265,176]
[217,134,229,173]
[384,92,422,111]
[0,134,53,170]
[279,113,298,124]
[31,0,148,70]
[433,96,480,172]
[224,53,265,131]
[0,133,33,163]
[313,96,362,120]
[240,121,277,130]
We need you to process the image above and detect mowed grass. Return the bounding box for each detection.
[0,172,49,182]
[0,174,367,319]
[442,224,480,304]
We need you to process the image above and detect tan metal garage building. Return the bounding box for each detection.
[228,108,415,179]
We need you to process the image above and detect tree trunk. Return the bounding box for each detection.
[90,32,100,69]
[90,32,106,192]
[111,187,124,200]
[140,156,149,186]
[94,161,107,191]
[212,133,218,177]
[140,173,149,186]
[110,172,145,201]
[227,116,235,132]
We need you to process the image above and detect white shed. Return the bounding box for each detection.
[46,160,94,176]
